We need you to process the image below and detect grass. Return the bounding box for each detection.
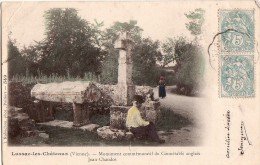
[156,107,192,131]
[8,107,193,146]
[9,125,161,146]
[90,113,110,126]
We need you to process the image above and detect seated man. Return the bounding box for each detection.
[126,95,165,144]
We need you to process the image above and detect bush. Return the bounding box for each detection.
[174,42,205,96]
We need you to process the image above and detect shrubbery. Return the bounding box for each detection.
[175,43,205,95]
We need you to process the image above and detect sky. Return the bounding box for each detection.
[3,2,197,49]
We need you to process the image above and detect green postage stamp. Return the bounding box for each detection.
[220,55,254,97]
[219,10,255,53]
[219,9,255,97]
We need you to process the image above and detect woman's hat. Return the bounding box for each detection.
[160,76,164,80]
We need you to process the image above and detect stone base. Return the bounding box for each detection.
[110,106,130,129]
[109,100,161,130]
[97,126,133,141]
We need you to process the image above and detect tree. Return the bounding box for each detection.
[173,38,205,95]
[100,20,143,84]
[41,8,103,77]
[8,38,26,77]
[185,8,205,38]
[161,38,175,67]
[100,20,162,85]
[132,38,162,85]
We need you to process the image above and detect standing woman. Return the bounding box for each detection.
[158,76,166,99]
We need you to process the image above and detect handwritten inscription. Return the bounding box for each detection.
[224,110,231,158]
[238,121,252,155]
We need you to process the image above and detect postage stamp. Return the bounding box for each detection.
[220,55,254,97]
[219,10,255,53]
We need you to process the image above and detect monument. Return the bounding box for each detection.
[114,32,135,106]
[97,32,161,140]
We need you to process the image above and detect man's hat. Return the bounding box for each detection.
[133,95,145,104]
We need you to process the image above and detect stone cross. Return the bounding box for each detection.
[114,32,135,106]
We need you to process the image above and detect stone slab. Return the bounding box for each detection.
[31,81,102,104]
[62,122,74,128]
[80,124,100,132]
[37,120,100,132]
[38,120,69,127]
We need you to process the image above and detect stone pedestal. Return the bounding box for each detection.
[73,103,90,127]
[34,101,54,123]
[110,106,130,129]
[72,103,82,127]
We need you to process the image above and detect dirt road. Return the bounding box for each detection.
[154,86,207,146]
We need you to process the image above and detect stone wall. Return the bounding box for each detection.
[8,106,36,137]
[9,82,36,117]
[97,83,153,105]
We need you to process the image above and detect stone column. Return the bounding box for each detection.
[81,104,90,125]
[114,32,135,106]
[47,103,54,120]
[72,103,82,127]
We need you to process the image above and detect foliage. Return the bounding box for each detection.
[101,20,162,86]
[161,38,175,67]
[14,8,105,78]
[103,20,143,45]
[8,8,205,90]
[41,8,104,76]
[100,49,119,84]
[132,37,162,86]
[100,20,143,84]
[185,8,205,36]
[8,39,26,77]
[161,36,188,67]
[174,39,205,95]
[10,72,98,85]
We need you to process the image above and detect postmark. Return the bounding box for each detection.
[220,55,254,97]
[219,10,254,53]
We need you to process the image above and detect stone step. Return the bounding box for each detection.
[37,120,100,132]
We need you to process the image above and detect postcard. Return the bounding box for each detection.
[1,1,260,165]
